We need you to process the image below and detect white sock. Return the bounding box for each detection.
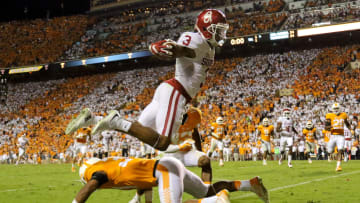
[337,161,341,167]
[113,117,132,132]
[288,154,292,164]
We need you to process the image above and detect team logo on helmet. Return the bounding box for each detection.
[203,11,213,23]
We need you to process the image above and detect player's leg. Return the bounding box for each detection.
[335,135,345,171]
[92,84,186,151]
[344,140,351,162]
[327,135,337,164]
[156,157,184,203]
[217,141,224,166]
[262,142,269,165]
[187,189,230,203]
[79,145,88,166]
[287,137,293,168]
[279,137,286,165]
[183,150,212,183]
[305,142,312,163]
[208,138,217,158]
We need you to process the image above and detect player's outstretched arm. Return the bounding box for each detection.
[149,39,195,60]
[73,179,100,203]
[73,171,108,203]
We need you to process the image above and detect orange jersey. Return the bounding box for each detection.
[174,107,201,144]
[211,123,226,140]
[75,128,91,143]
[326,112,347,135]
[257,125,274,142]
[303,128,317,143]
[81,158,157,190]
[322,129,331,143]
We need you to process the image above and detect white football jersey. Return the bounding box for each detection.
[101,131,113,145]
[18,137,28,148]
[277,117,294,137]
[175,32,215,98]
[344,126,351,139]
[223,138,231,148]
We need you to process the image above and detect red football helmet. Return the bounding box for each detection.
[195,9,229,47]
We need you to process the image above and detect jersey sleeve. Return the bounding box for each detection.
[302,129,306,135]
[342,113,348,120]
[325,113,331,120]
[177,32,198,49]
[176,32,201,61]
[270,125,274,132]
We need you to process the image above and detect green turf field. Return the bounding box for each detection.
[0,160,360,203]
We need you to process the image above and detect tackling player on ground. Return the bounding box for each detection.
[73,156,269,203]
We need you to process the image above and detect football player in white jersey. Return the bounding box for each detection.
[65,9,229,153]
[16,134,29,165]
[276,109,298,168]
[72,128,91,172]
[343,126,352,162]
[223,135,232,162]
[100,130,113,158]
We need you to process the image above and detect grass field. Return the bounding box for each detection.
[1,160,360,203]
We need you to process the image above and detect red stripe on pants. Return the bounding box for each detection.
[162,89,176,136]
[167,92,181,138]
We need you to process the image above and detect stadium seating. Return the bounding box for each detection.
[1,43,360,161]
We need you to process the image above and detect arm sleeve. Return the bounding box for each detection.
[90,171,109,186]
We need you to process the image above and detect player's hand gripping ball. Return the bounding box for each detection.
[149,39,177,60]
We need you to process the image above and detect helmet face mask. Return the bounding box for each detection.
[332,103,341,114]
[195,9,229,47]
[283,109,291,119]
[207,23,229,46]
[263,118,269,126]
[306,121,313,129]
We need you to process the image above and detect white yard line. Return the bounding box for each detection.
[0,186,56,193]
[232,170,360,200]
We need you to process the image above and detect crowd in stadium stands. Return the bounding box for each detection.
[284,5,360,29]
[2,0,360,68]
[0,15,90,68]
[305,0,352,8]
[62,0,287,60]
[1,44,360,164]
[1,0,360,164]
[92,0,225,21]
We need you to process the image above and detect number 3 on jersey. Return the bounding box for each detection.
[182,35,191,46]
